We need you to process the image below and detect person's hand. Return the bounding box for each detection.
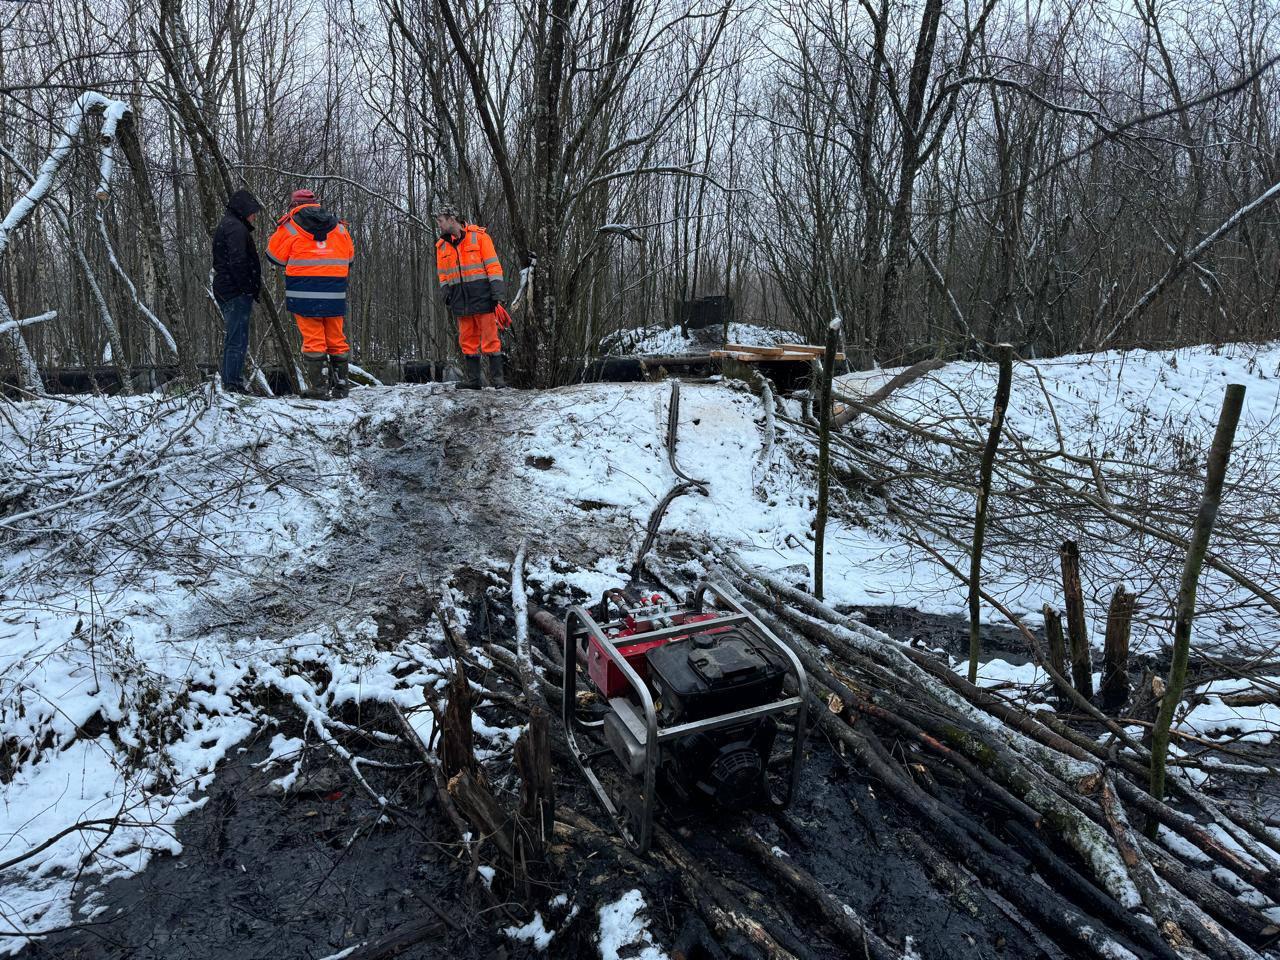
[495,303,513,330]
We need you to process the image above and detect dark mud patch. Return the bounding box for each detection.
[703,744,1060,959]
[855,605,1034,662]
[31,730,504,960]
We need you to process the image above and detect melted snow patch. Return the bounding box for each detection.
[598,888,668,960]
[504,911,555,950]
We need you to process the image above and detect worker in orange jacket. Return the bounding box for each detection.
[267,189,356,398]
[433,199,510,389]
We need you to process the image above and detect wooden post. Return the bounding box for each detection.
[1060,540,1093,698]
[1101,586,1136,713]
[967,343,1013,683]
[513,708,554,903]
[814,319,840,601]
[1149,384,1245,829]
[439,661,477,779]
[1043,605,1068,702]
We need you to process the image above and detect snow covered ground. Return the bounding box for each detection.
[602,321,795,356]
[2,338,1278,951]
[842,340,1280,654]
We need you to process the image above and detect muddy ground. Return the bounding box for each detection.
[23,391,1275,959]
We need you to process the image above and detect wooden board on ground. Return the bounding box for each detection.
[721,344,787,358]
[774,343,829,357]
[712,347,846,363]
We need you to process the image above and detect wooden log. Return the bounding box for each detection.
[810,708,1173,960]
[439,661,478,779]
[967,343,1013,682]
[1101,587,1136,712]
[1044,605,1068,704]
[720,825,905,960]
[1099,776,1192,954]
[513,708,555,902]
[654,824,798,960]
[1060,540,1093,698]
[1150,383,1246,823]
[831,358,947,429]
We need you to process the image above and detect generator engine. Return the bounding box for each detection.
[644,626,787,807]
[567,583,808,852]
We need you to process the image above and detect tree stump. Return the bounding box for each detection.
[1043,605,1069,706]
[1059,540,1093,698]
[1101,587,1136,713]
[440,660,478,779]
[513,707,555,902]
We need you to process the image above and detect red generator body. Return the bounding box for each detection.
[585,595,727,698]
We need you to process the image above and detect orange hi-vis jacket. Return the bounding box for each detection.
[435,224,505,318]
[267,204,355,318]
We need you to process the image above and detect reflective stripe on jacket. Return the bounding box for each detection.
[435,224,505,318]
[266,204,356,317]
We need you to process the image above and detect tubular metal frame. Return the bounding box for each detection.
[562,580,809,853]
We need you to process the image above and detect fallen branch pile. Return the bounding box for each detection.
[701,551,1280,960]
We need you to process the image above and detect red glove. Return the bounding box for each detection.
[495,303,513,330]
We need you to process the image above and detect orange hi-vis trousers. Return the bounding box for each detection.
[458,311,500,356]
[295,314,350,359]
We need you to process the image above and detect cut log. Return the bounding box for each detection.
[720,824,905,960]
[1101,587,1135,712]
[1044,605,1068,704]
[439,660,478,779]
[1060,540,1093,698]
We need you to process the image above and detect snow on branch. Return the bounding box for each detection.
[586,166,745,193]
[597,223,647,243]
[1102,177,1280,347]
[96,99,132,199]
[0,92,131,256]
[0,310,56,337]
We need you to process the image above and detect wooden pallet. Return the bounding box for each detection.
[710,342,845,363]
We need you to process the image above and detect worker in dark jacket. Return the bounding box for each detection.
[211,188,263,393]
[433,198,509,389]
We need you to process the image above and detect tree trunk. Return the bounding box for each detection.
[1148,384,1246,825]
[1060,540,1093,698]
[967,344,1013,682]
[1101,586,1135,713]
[117,113,196,383]
[814,320,840,600]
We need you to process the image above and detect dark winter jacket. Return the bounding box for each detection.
[211,189,263,304]
[435,224,505,318]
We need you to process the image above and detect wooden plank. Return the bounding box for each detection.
[711,350,845,363]
[724,344,787,357]
[775,343,827,356]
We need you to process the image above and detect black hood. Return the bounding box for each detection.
[226,188,261,224]
[294,205,340,243]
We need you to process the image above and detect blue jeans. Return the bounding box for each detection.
[219,295,252,388]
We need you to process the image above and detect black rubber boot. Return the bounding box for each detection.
[329,355,350,399]
[302,357,330,399]
[458,355,483,390]
[487,353,508,389]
